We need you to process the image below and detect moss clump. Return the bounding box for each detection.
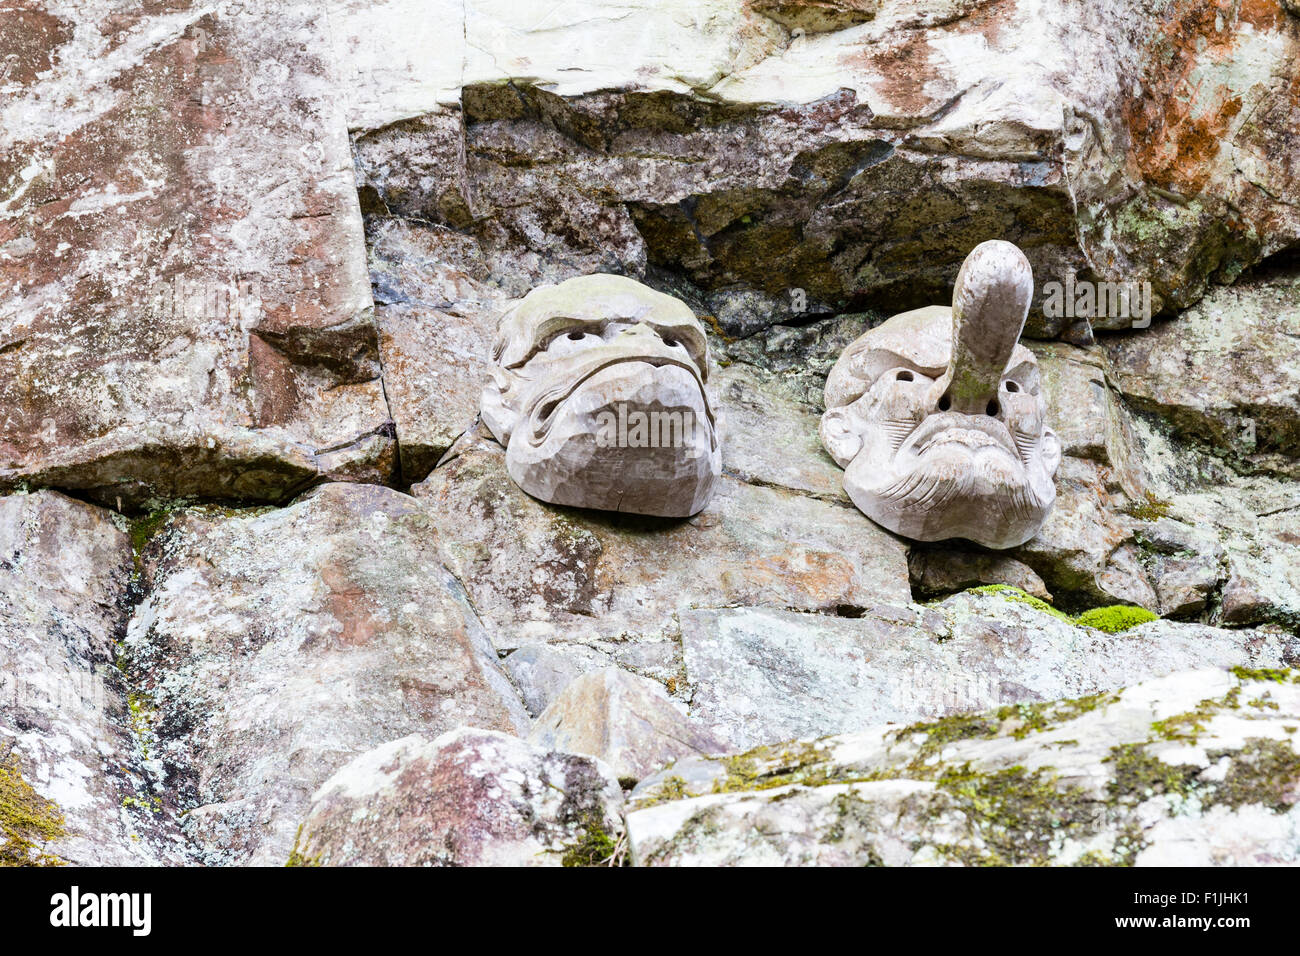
[894,712,1001,771]
[126,693,156,760]
[1105,744,1197,802]
[992,691,1120,740]
[970,585,1158,633]
[0,756,67,867]
[933,763,1096,866]
[1206,739,1300,812]
[1150,686,1241,742]
[1075,606,1158,633]
[128,507,176,555]
[1230,666,1293,684]
[710,741,838,794]
[968,585,1073,623]
[285,824,322,867]
[561,817,625,867]
[1125,494,1173,521]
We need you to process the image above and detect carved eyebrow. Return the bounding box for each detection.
[505,315,608,368]
[850,349,942,383]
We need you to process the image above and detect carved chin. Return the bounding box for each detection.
[505,362,719,517]
[845,444,1055,549]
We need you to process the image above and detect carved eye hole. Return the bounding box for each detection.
[895,369,914,382]
[1005,381,1020,393]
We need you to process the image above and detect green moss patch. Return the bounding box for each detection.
[561,817,625,867]
[285,824,322,867]
[969,585,1158,633]
[1,756,66,867]
[1075,606,1158,633]
[933,763,1096,866]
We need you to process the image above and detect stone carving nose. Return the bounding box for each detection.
[934,240,1033,417]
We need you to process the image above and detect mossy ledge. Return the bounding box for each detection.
[968,585,1157,632]
[285,824,322,867]
[561,816,626,867]
[631,669,1300,865]
[1,755,67,867]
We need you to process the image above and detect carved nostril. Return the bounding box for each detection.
[567,331,584,341]
[896,370,914,382]
[1005,381,1019,393]
[986,399,1000,417]
[662,336,677,348]
[938,393,951,412]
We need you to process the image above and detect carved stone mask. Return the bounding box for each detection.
[481,273,720,517]
[819,240,1061,548]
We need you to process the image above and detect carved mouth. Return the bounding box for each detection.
[525,354,709,447]
[907,412,1019,460]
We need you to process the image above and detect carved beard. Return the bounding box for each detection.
[504,354,718,518]
[845,410,1056,547]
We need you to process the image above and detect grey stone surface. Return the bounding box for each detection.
[529,668,728,781]
[122,483,529,865]
[0,491,184,865]
[296,729,623,866]
[681,593,1293,749]
[628,668,1300,866]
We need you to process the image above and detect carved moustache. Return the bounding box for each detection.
[515,341,711,449]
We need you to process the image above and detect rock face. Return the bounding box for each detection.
[681,592,1293,749]
[367,218,505,484]
[0,492,182,865]
[627,667,1300,866]
[529,668,728,782]
[122,483,529,865]
[341,0,1300,338]
[413,431,911,678]
[0,2,393,509]
[294,729,624,866]
[2,1,1299,870]
[1104,269,1300,471]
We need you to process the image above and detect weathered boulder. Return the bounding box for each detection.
[909,548,1052,602]
[294,729,624,866]
[529,668,728,782]
[1013,457,1157,610]
[502,643,615,718]
[367,217,510,484]
[681,591,1293,749]
[337,0,1300,338]
[0,2,392,509]
[121,482,529,865]
[1154,472,1300,631]
[0,491,182,865]
[412,431,910,679]
[1104,266,1300,470]
[627,667,1300,865]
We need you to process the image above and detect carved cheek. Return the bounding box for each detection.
[1002,396,1045,461]
[864,379,930,453]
